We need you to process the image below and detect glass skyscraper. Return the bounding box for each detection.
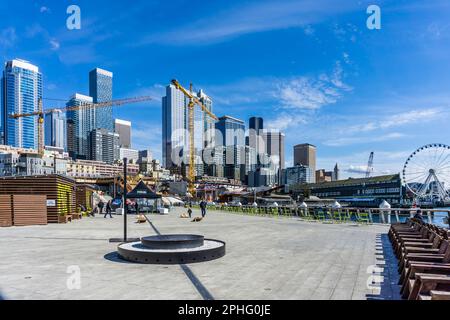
[89,68,113,131]
[215,115,245,147]
[66,93,95,159]
[162,84,214,171]
[44,110,67,150]
[1,59,42,149]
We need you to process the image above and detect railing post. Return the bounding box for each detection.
[380,209,386,224]
[387,209,391,224]
[368,209,373,223]
[395,210,400,223]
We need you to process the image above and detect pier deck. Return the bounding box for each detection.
[0,208,401,300]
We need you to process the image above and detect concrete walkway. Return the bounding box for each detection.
[0,208,400,300]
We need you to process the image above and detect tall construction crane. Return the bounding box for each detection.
[171,79,218,196]
[365,152,374,178]
[9,96,153,155]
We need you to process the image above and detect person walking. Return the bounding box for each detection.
[98,201,104,215]
[200,200,207,218]
[104,200,113,218]
[135,201,139,215]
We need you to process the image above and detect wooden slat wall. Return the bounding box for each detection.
[12,195,47,226]
[0,175,76,224]
[0,195,13,227]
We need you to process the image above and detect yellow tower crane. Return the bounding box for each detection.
[9,96,153,155]
[171,79,218,196]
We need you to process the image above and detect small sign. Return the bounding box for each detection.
[47,200,56,207]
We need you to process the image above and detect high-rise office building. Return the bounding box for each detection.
[1,59,42,149]
[215,115,245,147]
[261,130,285,185]
[294,143,317,172]
[44,110,67,150]
[248,116,264,156]
[284,165,315,187]
[89,68,113,131]
[162,84,214,174]
[114,119,131,148]
[89,128,119,165]
[66,93,95,159]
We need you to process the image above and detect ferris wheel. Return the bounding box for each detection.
[403,144,450,203]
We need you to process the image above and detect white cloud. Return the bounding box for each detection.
[266,113,307,131]
[324,132,406,147]
[49,39,60,50]
[137,0,360,45]
[345,108,443,134]
[0,28,17,48]
[277,62,352,110]
[40,6,50,13]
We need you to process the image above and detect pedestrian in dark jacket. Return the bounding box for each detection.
[200,200,207,218]
[104,200,113,218]
[98,201,104,215]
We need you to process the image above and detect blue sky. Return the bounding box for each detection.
[1,0,450,178]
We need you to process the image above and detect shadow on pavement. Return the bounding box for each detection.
[366,233,402,300]
[104,251,135,264]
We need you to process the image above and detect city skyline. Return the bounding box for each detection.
[1,1,450,178]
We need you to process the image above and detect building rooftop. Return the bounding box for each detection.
[293,174,401,190]
[0,207,399,300]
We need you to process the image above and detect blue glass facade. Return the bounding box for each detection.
[215,116,245,147]
[44,110,67,150]
[1,60,42,149]
[89,68,113,131]
[66,94,95,159]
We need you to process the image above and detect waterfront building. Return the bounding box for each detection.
[316,169,333,183]
[44,110,67,150]
[66,93,95,159]
[114,119,131,148]
[0,145,68,177]
[290,174,403,207]
[294,144,316,176]
[119,147,139,164]
[89,68,113,131]
[66,159,139,178]
[1,59,42,149]
[89,128,119,165]
[284,165,315,190]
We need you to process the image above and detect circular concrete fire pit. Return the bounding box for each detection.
[117,234,225,264]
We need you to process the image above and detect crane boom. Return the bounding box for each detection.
[9,96,153,155]
[9,96,153,119]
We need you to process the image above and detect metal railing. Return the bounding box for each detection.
[201,205,450,228]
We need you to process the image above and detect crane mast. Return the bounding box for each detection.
[366,152,374,178]
[171,79,218,197]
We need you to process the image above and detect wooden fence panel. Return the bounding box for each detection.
[0,195,12,227]
[12,195,47,226]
